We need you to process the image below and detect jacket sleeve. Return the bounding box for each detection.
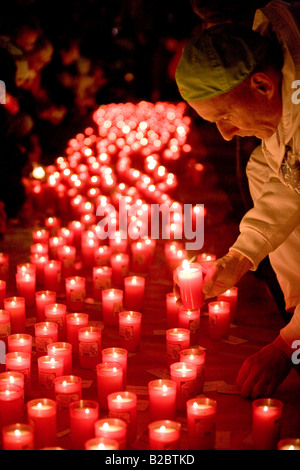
[230,145,300,270]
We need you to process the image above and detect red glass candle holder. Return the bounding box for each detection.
[27,398,57,449]
[148,379,177,422]
[78,326,102,369]
[148,420,181,450]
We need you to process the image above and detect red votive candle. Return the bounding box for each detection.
[148,379,177,421]
[178,307,200,346]
[0,280,6,308]
[0,383,24,429]
[32,229,49,245]
[78,326,102,369]
[217,286,238,323]
[16,271,36,307]
[94,245,112,266]
[30,254,48,286]
[65,276,86,312]
[93,266,112,301]
[37,356,64,397]
[96,362,124,410]
[148,420,181,450]
[144,238,156,262]
[47,342,72,375]
[44,260,62,292]
[0,371,24,396]
[45,216,60,236]
[109,232,128,254]
[196,252,217,263]
[49,236,65,259]
[170,361,197,411]
[107,391,137,444]
[54,375,82,411]
[186,397,217,450]
[17,262,36,276]
[84,436,119,450]
[4,297,26,334]
[45,303,67,340]
[252,398,283,450]
[101,347,127,389]
[110,253,129,285]
[180,348,206,395]
[57,227,74,245]
[166,292,179,329]
[35,322,58,357]
[208,301,231,339]
[30,243,48,257]
[70,400,99,450]
[7,334,32,354]
[68,220,84,248]
[119,311,142,352]
[2,423,34,450]
[81,236,98,267]
[166,248,188,272]
[27,398,57,449]
[57,245,76,277]
[124,276,145,311]
[102,289,123,326]
[94,418,127,450]
[66,313,89,354]
[6,352,31,389]
[176,260,204,310]
[35,290,57,322]
[130,241,150,272]
[166,328,190,365]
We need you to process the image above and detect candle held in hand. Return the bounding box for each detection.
[176,260,203,310]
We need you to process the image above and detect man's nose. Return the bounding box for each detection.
[216,120,239,141]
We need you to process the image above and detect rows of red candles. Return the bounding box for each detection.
[0,101,287,451]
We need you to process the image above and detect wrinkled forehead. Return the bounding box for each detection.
[187,96,229,123]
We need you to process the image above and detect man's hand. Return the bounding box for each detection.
[236,341,293,399]
[173,250,253,305]
[201,250,253,299]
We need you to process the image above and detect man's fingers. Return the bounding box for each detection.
[236,358,252,388]
[202,264,218,295]
[173,283,180,297]
[251,377,268,399]
[198,260,216,275]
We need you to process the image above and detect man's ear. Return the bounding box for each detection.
[249,72,275,99]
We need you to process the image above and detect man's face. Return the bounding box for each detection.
[188,78,282,141]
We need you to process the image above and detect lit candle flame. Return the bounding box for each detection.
[182,259,190,271]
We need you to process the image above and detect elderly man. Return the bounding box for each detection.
[175,0,300,398]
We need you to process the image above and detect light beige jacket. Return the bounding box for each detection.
[230,1,300,348]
